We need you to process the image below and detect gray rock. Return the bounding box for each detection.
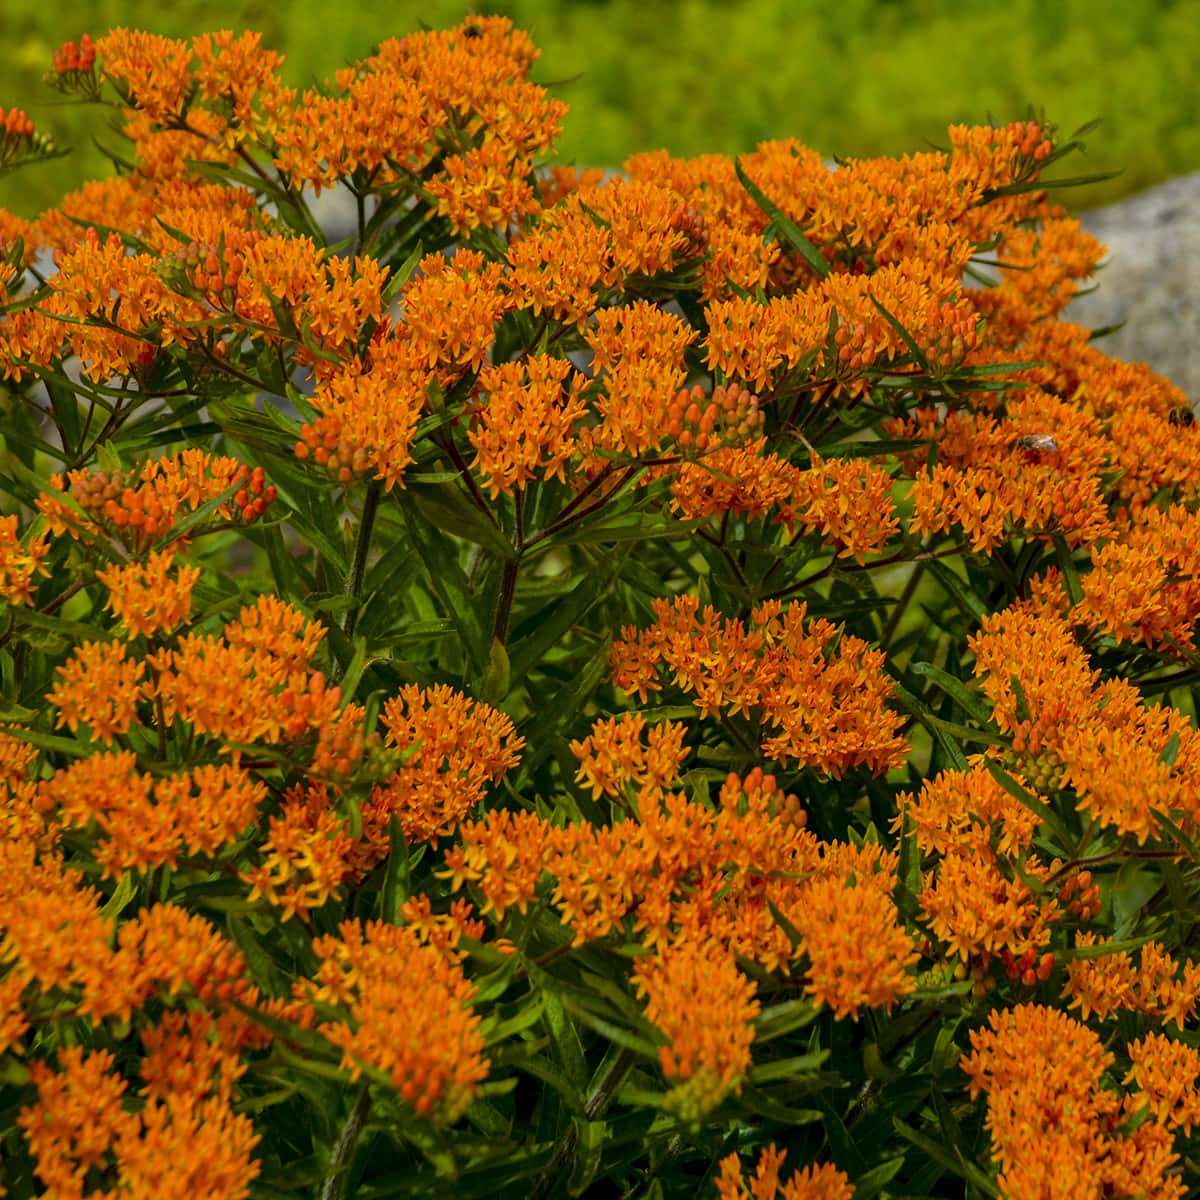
[1067,171,1199,403]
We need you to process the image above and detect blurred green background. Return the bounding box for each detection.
[3,0,1197,218]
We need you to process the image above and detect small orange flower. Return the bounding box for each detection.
[569,712,689,802]
[468,354,588,496]
[633,937,759,1117]
[716,1145,854,1200]
[308,918,489,1123]
[242,782,354,920]
[96,549,201,638]
[611,596,907,777]
[0,514,49,605]
[356,684,523,858]
[1064,935,1200,1026]
[46,639,146,741]
[1125,1034,1200,1134]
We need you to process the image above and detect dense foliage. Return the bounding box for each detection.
[1,17,1200,1199]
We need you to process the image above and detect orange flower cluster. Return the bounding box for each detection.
[468,354,588,496]
[242,782,354,921]
[41,751,266,878]
[274,17,564,191]
[611,596,907,776]
[895,764,1062,973]
[449,770,917,1019]
[356,683,524,856]
[150,594,338,745]
[47,639,147,741]
[581,300,695,458]
[0,513,49,605]
[716,1145,854,1200]
[307,919,489,1122]
[1078,504,1200,651]
[901,388,1114,552]
[38,451,276,552]
[0,838,114,1002]
[962,1004,1184,1200]
[970,607,1200,843]
[18,1043,261,1200]
[96,550,201,638]
[1063,935,1200,1026]
[569,712,690,804]
[1125,1035,1200,1135]
[633,937,759,1117]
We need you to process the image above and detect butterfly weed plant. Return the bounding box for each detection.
[0,19,1197,1199]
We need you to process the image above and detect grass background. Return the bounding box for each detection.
[2,0,1197,217]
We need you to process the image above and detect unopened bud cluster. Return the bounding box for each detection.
[51,34,99,98]
[1059,869,1101,921]
[69,463,275,536]
[295,416,372,484]
[922,300,980,370]
[999,946,1055,987]
[1001,747,1065,792]
[0,107,54,169]
[1009,119,1054,164]
[833,321,885,372]
[667,383,764,454]
[723,766,806,830]
[162,231,261,299]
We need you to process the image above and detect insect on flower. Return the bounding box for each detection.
[1014,433,1059,456]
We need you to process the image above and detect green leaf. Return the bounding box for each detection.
[1051,534,1085,606]
[479,637,511,704]
[909,660,994,726]
[568,1116,607,1197]
[507,568,619,688]
[398,493,488,675]
[542,987,589,1090]
[926,559,989,622]
[408,485,515,561]
[754,996,820,1043]
[853,1156,906,1200]
[893,1117,1000,1197]
[746,1049,829,1085]
[379,816,411,924]
[982,757,1074,850]
[734,157,829,279]
[868,293,929,371]
[99,871,138,920]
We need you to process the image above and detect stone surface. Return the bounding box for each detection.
[1067,171,1200,403]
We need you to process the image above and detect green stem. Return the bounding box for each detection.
[318,1083,371,1200]
[530,1047,637,1200]
[342,481,381,644]
[880,559,925,653]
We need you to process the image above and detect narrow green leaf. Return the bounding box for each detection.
[893,1117,1000,1197]
[734,157,829,279]
[379,815,410,923]
[926,559,988,621]
[909,661,994,725]
[982,757,1074,850]
[398,493,487,675]
[868,294,929,370]
[99,871,138,920]
[1051,534,1084,607]
[746,1050,829,1085]
[542,988,589,1090]
[568,1117,607,1197]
